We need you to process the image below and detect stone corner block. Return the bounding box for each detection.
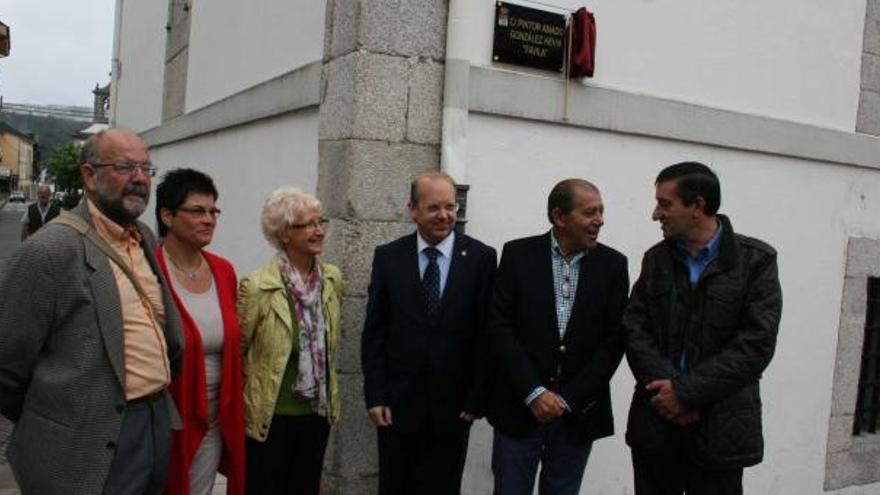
[319,52,410,142]
[325,0,360,60]
[830,349,861,417]
[359,0,448,59]
[869,0,880,22]
[165,6,191,60]
[826,414,855,454]
[319,55,357,141]
[865,17,880,56]
[857,90,880,136]
[407,59,445,145]
[162,48,189,122]
[337,295,367,375]
[845,237,880,277]
[321,219,414,296]
[325,374,380,480]
[318,140,439,220]
[862,53,880,93]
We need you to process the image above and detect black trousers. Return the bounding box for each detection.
[631,432,743,495]
[377,421,471,495]
[245,414,331,495]
[102,393,171,495]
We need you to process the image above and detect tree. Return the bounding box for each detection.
[46,142,82,192]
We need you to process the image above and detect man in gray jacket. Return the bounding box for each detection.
[0,128,183,495]
[624,162,782,495]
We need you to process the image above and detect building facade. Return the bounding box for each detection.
[0,122,36,195]
[111,1,880,493]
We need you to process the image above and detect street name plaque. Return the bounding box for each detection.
[493,2,566,72]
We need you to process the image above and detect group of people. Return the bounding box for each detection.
[362,170,781,495]
[0,126,782,495]
[0,129,340,495]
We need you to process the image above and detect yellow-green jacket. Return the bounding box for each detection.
[238,256,342,441]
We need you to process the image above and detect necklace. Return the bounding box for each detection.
[165,247,203,281]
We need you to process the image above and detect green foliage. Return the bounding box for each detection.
[46,143,83,192]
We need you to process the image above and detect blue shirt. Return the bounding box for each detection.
[417,230,454,296]
[675,221,723,287]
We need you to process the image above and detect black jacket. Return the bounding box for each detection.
[487,233,629,440]
[624,214,782,468]
[361,232,496,435]
[26,202,61,234]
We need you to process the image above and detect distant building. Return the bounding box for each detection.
[72,83,110,143]
[0,121,36,194]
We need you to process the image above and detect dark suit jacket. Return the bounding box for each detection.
[0,202,184,495]
[487,232,629,440]
[361,232,496,435]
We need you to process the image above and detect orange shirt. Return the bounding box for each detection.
[87,200,170,400]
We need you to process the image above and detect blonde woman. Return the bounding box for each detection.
[238,187,342,495]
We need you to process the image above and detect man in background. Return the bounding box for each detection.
[20,184,60,240]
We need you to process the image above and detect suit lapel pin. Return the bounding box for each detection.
[461,250,467,256]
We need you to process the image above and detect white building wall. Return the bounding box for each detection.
[112,0,166,132]
[185,0,326,112]
[460,113,880,494]
[147,109,320,276]
[455,0,865,131]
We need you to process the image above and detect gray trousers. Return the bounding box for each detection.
[102,394,171,495]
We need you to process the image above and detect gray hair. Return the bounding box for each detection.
[80,130,109,164]
[260,186,322,250]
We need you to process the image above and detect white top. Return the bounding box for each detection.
[173,276,224,422]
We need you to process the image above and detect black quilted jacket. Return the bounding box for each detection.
[623,214,782,468]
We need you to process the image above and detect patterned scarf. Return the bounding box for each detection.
[278,252,328,416]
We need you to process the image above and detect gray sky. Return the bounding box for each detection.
[0,0,115,107]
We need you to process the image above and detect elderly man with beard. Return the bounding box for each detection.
[0,128,184,495]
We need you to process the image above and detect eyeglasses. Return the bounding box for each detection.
[91,161,159,177]
[177,206,222,218]
[289,218,329,230]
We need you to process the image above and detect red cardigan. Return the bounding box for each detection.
[158,249,245,495]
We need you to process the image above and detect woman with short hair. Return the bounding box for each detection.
[155,168,245,495]
[238,187,342,495]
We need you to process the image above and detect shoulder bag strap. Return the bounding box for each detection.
[52,212,166,327]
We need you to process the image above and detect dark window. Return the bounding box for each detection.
[854,277,880,435]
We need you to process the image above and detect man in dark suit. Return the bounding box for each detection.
[488,179,629,495]
[0,128,183,495]
[361,171,497,495]
[20,184,61,240]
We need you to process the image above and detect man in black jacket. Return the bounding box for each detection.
[20,184,61,240]
[361,171,496,495]
[624,162,782,495]
[488,179,629,495]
